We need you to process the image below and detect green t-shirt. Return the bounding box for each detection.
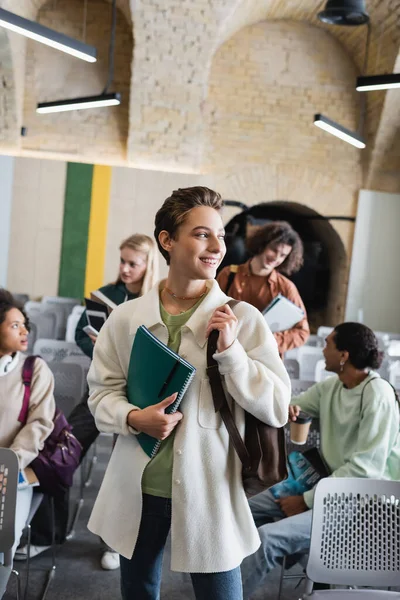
[141,295,206,498]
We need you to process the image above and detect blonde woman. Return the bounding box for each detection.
[75,234,159,358]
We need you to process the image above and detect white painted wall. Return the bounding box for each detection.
[7,157,66,297]
[0,155,14,287]
[346,189,400,333]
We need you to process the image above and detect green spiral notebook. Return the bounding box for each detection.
[127,325,196,458]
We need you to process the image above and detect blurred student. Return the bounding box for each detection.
[217,221,309,355]
[0,289,55,597]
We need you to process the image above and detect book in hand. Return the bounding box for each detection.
[90,290,117,313]
[84,297,110,335]
[262,294,305,333]
[18,467,39,490]
[127,325,196,459]
[269,449,329,499]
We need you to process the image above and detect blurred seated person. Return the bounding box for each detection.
[241,322,400,599]
[217,221,309,355]
[0,289,55,597]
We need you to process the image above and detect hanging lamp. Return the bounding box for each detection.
[37,0,120,113]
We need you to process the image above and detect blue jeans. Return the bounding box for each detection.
[120,494,243,600]
[241,490,312,599]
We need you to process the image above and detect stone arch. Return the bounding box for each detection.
[221,199,348,329]
[210,162,359,325]
[203,19,362,186]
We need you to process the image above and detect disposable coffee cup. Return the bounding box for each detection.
[290,412,312,445]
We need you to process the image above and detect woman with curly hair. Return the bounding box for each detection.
[217,221,309,355]
[0,289,55,596]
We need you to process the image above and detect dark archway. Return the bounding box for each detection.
[220,201,348,330]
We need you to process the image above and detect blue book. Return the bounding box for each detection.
[269,450,327,499]
[126,325,196,458]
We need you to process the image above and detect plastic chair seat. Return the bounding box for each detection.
[305,591,400,599]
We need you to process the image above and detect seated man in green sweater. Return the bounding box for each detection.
[241,322,400,599]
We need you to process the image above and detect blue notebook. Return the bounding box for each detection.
[126,325,196,458]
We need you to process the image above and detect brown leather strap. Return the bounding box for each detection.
[224,265,238,295]
[206,299,252,471]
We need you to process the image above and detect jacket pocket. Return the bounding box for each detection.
[198,378,223,429]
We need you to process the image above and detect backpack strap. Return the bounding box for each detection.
[206,299,252,471]
[360,375,400,416]
[224,265,239,295]
[18,355,38,425]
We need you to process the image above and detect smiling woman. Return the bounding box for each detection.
[0,289,55,597]
[86,186,291,600]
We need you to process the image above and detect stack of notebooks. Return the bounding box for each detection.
[127,326,196,458]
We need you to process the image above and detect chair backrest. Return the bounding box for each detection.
[314,359,335,383]
[65,312,83,343]
[387,332,400,341]
[290,379,315,397]
[48,362,86,417]
[12,293,29,306]
[62,354,91,377]
[0,448,19,561]
[377,357,391,380]
[41,295,80,307]
[27,320,38,355]
[283,358,300,380]
[316,326,333,340]
[374,330,390,347]
[25,301,42,318]
[389,360,400,389]
[33,339,85,362]
[387,340,400,357]
[30,311,57,340]
[304,334,319,347]
[41,297,80,339]
[297,347,324,381]
[307,477,400,587]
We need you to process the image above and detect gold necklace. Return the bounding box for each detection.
[164,286,207,301]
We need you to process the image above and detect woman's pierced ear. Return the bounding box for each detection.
[340,359,346,373]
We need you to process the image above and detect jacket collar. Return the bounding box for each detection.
[132,279,228,349]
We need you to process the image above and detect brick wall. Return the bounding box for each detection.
[20,0,133,162]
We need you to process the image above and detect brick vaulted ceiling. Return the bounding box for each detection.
[0,0,399,190]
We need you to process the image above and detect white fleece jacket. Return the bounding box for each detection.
[87,279,291,572]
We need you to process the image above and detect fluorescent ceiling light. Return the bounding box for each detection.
[37,93,121,113]
[356,74,400,92]
[0,8,97,62]
[313,114,365,149]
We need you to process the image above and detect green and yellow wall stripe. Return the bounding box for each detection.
[58,162,112,299]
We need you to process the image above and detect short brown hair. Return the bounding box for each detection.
[154,187,223,264]
[246,221,303,275]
